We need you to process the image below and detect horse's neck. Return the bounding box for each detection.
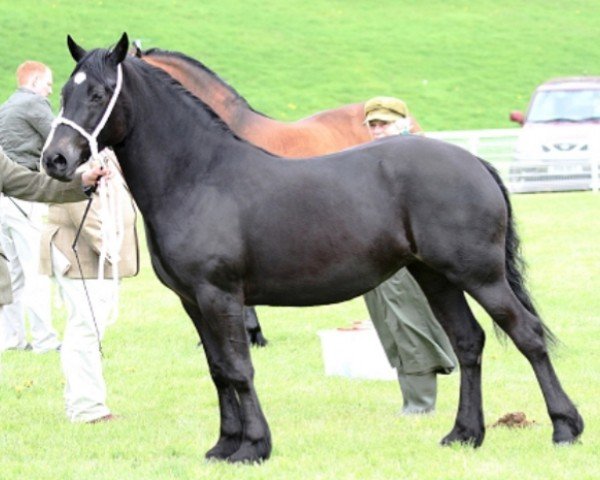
[142,54,263,130]
[116,66,243,213]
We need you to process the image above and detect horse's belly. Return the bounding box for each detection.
[249,286,366,307]
[246,257,404,307]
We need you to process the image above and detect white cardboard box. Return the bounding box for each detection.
[317,321,396,381]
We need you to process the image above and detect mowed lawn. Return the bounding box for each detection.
[0,1,599,131]
[1,1,599,479]
[1,192,598,479]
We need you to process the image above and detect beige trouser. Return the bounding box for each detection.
[52,246,115,422]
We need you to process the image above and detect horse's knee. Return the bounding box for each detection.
[210,361,253,388]
[506,314,550,360]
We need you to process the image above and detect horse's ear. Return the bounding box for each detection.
[132,39,143,58]
[109,32,129,65]
[67,35,86,62]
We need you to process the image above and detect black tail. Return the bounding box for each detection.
[477,158,558,347]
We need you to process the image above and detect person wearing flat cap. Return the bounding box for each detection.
[363,96,423,137]
[362,96,457,415]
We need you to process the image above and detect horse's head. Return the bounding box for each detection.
[43,33,130,181]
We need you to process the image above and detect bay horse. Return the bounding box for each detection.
[134,46,423,156]
[43,34,583,464]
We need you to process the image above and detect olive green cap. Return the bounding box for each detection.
[364,96,409,124]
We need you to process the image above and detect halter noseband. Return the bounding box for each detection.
[43,63,124,166]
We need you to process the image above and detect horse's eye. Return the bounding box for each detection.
[90,92,105,103]
[88,86,109,104]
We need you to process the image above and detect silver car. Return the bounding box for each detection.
[509,77,600,192]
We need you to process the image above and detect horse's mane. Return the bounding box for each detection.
[119,54,274,153]
[142,48,261,115]
[123,55,244,136]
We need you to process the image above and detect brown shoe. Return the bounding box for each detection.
[6,343,32,351]
[86,413,118,424]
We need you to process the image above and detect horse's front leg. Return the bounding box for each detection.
[195,286,272,463]
[181,300,244,459]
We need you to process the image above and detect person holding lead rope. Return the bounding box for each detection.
[38,49,138,423]
[40,149,139,424]
[0,146,108,362]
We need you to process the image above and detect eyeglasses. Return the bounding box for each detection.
[367,120,391,128]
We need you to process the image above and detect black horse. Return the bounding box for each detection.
[43,34,583,463]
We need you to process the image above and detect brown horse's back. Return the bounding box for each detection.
[239,103,370,158]
[138,51,413,157]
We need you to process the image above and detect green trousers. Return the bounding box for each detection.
[364,268,457,412]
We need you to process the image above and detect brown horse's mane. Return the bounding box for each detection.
[142,48,262,115]
[128,54,276,152]
[137,47,373,157]
[140,48,423,138]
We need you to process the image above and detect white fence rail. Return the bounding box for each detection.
[427,128,600,193]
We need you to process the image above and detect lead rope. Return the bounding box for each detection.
[97,152,123,326]
[70,154,124,357]
[42,63,125,353]
[71,194,104,357]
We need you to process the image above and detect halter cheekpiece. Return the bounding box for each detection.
[43,63,124,166]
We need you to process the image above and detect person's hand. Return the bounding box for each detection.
[81,165,112,187]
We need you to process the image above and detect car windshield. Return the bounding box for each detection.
[527,88,600,122]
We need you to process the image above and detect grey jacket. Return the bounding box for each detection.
[0,88,54,171]
[0,149,87,305]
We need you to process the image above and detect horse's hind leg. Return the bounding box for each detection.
[469,279,583,444]
[191,287,271,463]
[244,307,268,347]
[408,264,486,447]
[193,306,267,347]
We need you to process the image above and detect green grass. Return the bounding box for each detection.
[1,1,599,130]
[1,2,599,478]
[1,193,598,479]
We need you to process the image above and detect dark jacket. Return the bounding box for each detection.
[0,88,54,171]
[0,149,87,304]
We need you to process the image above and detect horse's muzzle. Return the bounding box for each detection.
[42,151,73,182]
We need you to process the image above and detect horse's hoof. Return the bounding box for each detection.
[440,426,484,448]
[226,439,272,464]
[250,330,268,347]
[205,437,242,460]
[552,412,584,445]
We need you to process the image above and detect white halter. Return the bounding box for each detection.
[43,63,124,166]
[42,63,125,324]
